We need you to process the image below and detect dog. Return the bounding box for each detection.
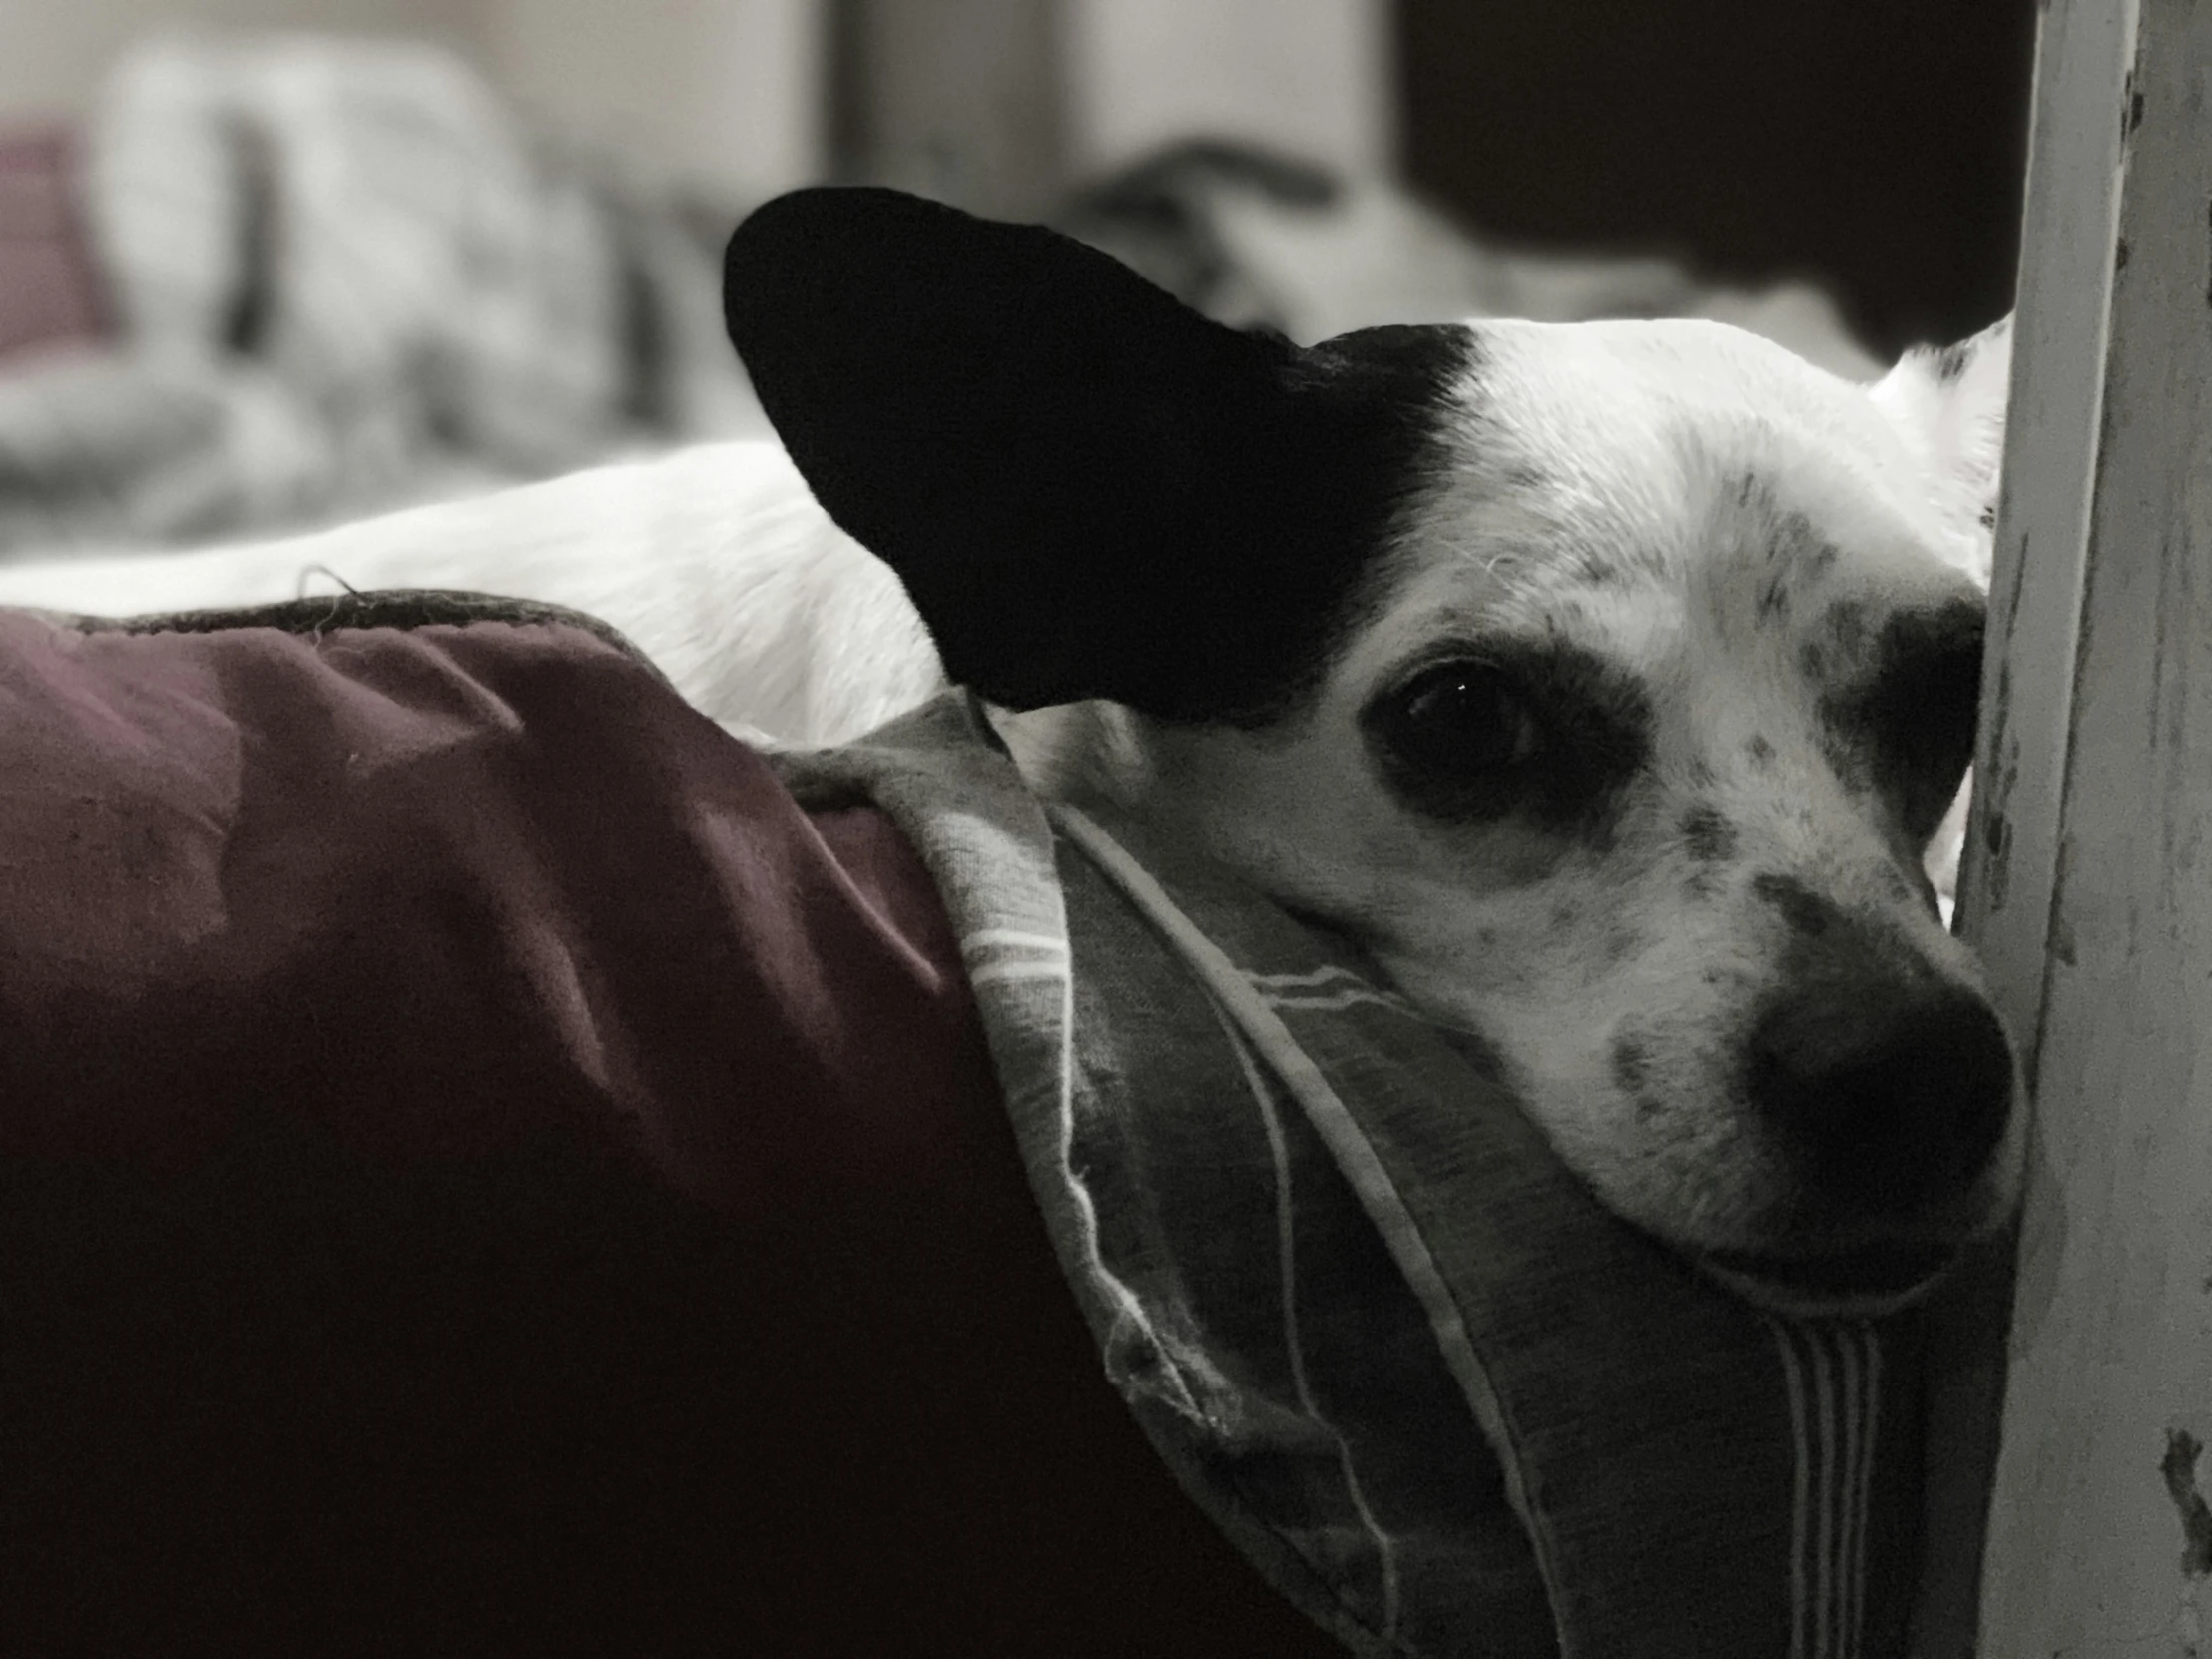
[0,186,2018,1300]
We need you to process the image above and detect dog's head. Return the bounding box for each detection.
[726,188,2019,1305]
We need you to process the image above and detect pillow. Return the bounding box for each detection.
[0,595,1343,1656]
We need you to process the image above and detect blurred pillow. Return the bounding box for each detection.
[0,130,110,362]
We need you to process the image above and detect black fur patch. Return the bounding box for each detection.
[1930,339,1976,383]
[1815,593,1985,840]
[1680,804,1738,864]
[725,187,1474,721]
[1753,872,1839,939]
[1746,492,1840,625]
[1573,549,1629,587]
[1756,570,1791,622]
[1822,597,1873,656]
[1609,1034,1650,1094]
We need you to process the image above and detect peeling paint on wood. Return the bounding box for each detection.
[1920,1,2212,1653]
[2163,1431,2212,1578]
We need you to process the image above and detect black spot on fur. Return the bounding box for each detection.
[1574,549,1628,587]
[1978,502,1997,531]
[726,186,1475,721]
[1746,733,1777,768]
[1823,598,1873,656]
[1610,1034,1650,1094]
[1754,873,1840,938]
[1820,731,1874,797]
[1681,804,1738,864]
[1550,901,1579,929]
[1750,505,1839,625]
[1931,339,1976,384]
[1879,861,1943,921]
[1757,570,1791,622]
[1816,593,1986,841]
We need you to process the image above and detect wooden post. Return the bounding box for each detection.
[1920,0,2212,1651]
[828,0,1070,220]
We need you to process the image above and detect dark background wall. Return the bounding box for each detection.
[1396,0,2037,355]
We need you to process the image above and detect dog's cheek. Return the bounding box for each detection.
[1513,1036,1796,1249]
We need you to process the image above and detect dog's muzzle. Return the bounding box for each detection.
[1745,974,2014,1215]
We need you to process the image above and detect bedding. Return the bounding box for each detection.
[0,43,1880,566]
[0,132,109,361]
[0,597,1331,1655]
[0,36,765,559]
[0,595,1934,1654]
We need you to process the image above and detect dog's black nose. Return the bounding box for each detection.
[1747,972,2014,1211]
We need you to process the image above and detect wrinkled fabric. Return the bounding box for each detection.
[0,603,1342,1656]
[781,696,1932,1659]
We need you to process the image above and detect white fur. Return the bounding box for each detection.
[0,442,943,748]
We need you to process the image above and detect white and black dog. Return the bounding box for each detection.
[0,186,2018,1298]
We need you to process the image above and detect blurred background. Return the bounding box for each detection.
[0,0,2034,558]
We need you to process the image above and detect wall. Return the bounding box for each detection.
[1394,0,2034,352]
[478,0,825,196]
[1,0,1391,197]
[1067,0,1390,176]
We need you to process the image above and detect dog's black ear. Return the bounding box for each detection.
[724,186,1469,718]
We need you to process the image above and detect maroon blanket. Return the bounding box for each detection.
[0,601,1341,1655]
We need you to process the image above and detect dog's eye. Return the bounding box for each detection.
[1368,660,1544,785]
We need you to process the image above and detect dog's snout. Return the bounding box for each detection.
[1747,970,2013,1211]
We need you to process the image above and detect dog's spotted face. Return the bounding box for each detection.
[1113,319,2016,1295]
[725,188,2018,1302]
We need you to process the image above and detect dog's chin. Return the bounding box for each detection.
[1692,1238,1967,1320]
